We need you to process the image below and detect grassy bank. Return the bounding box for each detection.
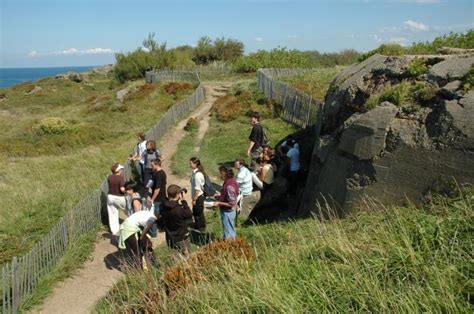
[279,67,342,102]
[0,73,196,265]
[97,188,473,312]
[171,79,298,179]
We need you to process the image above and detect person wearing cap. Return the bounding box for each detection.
[107,163,126,235]
[118,207,160,269]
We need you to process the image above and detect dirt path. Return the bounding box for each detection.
[30,82,231,314]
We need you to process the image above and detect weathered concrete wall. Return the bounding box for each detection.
[299,54,474,217]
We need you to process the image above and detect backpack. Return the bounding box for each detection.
[201,173,216,197]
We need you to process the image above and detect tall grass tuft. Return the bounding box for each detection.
[97,188,473,312]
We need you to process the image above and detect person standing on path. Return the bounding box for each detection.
[214,166,240,240]
[234,159,253,197]
[107,163,126,235]
[142,140,162,186]
[147,159,167,215]
[130,132,147,184]
[189,157,207,232]
[159,184,193,258]
[247,112,266,169]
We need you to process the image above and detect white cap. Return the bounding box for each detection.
[116,164,124,172]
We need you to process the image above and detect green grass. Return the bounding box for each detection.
[0,74,196,265]
[171,79,298,180]
[170,127,199,177]
[279,67,342,102]
[19,230,99,311]
[96,188,473,313]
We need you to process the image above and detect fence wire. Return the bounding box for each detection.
[1,71,204,314]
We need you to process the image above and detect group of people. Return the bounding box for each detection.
[105,111,301,268]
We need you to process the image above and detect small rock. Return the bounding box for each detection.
[26,86,42,95]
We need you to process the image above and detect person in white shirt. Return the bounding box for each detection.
[189,157,207,232]
[118,208,159,268]
[234,159,253,196]
[130,132,147,183]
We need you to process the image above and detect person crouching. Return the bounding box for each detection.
[118,207,159,269]
[159,184,193,258]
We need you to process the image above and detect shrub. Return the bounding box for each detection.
[232,48,313,73]
[404,58,429,77]
[358,43,406,62]
[462,67,474,91]
[184,117,199,131]
[163,82,193,95]
[36,117,73,135]
[163,238,255,293]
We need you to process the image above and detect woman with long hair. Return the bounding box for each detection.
[189,157,207,232]
[214,165,240,240]
[142,140,161,187]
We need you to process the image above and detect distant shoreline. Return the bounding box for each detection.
[0,65,102,89]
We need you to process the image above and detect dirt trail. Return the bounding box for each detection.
[30,82,231,314]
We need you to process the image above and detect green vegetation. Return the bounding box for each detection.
[171,80,298,179]
[404,58,429,78]
[359,29,474,61]
[279,67,343,101]
[0,73,196,265]
[97,187,473,312]
[463,67,474,91]
[192,36,244,65]
[365,81,438,113]
[19,231,98,311]
[232,48,313,73]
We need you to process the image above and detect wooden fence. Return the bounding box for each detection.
[1,71,204,314]
[257,68,322,128]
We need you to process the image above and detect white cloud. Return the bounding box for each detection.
[27,51,39,58]
[404,20,429,31]
[373,34,383,43]
[50,48,114,56]
[254,37,263,42]
[390,37,409,46]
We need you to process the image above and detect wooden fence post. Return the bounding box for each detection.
[12,257,18,313]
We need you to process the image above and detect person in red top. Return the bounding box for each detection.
[107,163,126,235]
[214,166,240,240]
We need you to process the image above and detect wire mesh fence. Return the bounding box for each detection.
[1,71,204,314]
[257,68,323,129]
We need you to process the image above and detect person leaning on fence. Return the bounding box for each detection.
[158,184,193,257]
[142,140,162,186]
[118,207,159,269]
[129,132,147,183]
[189,157,207,232]
[124,181,145,217]
[107,163,126,235]
[214,166,240,240]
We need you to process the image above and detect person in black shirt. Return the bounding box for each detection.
[147,159,167,213]
[159,184,193,257]
[247,112,265,167]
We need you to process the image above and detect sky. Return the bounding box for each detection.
[1,0,473,68]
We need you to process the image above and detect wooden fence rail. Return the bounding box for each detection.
[1,71,204,314]
[257,68,322,129]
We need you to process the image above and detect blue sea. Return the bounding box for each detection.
[0,66,98,89]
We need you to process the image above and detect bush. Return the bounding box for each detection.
[184,117,199,131]
[232,48,313,73]
[462,67,474,91]
[359,30,474,61]
[36,117,73,135]
[404,58,429,77]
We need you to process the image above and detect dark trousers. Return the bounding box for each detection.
[143,168,154,187]
[193,194,206,231]
[124,234,141,267]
